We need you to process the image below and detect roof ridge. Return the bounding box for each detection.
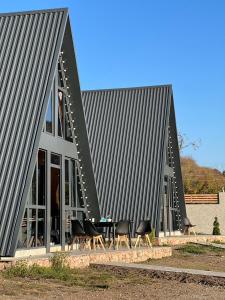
[82,84,172,93]
[0,8,68,18]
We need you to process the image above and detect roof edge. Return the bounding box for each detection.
[82,84,173,94]
[0,7,68,17]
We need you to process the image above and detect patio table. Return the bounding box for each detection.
[94,221,133,249]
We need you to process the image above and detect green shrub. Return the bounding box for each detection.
[3,259,112,289]
[149,228,156,244]
[49,252,69,270]
[178,244,206,255]
[213,217,221,235]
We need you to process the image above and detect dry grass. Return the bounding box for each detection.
[146,243,225,272]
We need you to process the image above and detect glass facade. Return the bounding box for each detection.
[44,65,73,142]
[17,150,46,249]
[17,62,85,251]
[17,151,86,250]
[46,92,53,133]
[64,159,85,242]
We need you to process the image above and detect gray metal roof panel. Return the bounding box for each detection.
[0,9,68,256]
[82,86,172,233]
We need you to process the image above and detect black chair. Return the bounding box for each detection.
[51,229,60,245]
[83,220,105,250]
[135,220,152,248]
[111,220,130,250]
[69,220,90,250]
[184,217,196,235]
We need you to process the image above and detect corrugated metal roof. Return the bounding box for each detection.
[0,8,68,256]
[82,85,173,233]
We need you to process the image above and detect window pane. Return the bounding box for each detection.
[65,109,73,142]
[65,210,71,243]
[51,153,61,165]
[17,209,27,248]
[58,65,63,87]
[71,160,76,207]
[38,210,45,246]
[38,150,46,205]
[77,211,85,223]
[76,163,84,208]
[30,167,36,205]
[28,209,36,248]
[46,93,53,133]
[58,91,64,137]
[51,167,61,245]
[65,160,70,206]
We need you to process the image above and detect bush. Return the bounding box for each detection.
[149,228,156,244]
[178,244,206,254]
[49,252,69,270]
[213,217,221,235]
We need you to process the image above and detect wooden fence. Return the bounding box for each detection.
[185,194,219,204]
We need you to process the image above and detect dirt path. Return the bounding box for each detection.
[146,244,225,273]
[1,269,225,299]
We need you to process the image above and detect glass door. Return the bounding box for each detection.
[50,154,61,245]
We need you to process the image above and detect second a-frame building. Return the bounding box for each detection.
[0,8,100,257]
[82,86,187,237]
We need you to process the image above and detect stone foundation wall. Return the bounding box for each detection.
[157,235,225,246]
[0,247,171,269]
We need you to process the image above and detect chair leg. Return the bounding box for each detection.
[191,228,196,236]
[146,234,152,248]
[109,239,113,249]
[125,236,129,249]
[116,236,120,250]
[99,236,105,250]
[93,237,96,250]
[87,239,91,251]
[135,235,140,248]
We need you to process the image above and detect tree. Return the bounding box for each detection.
[178,132,201,152]
[181,157,225,194]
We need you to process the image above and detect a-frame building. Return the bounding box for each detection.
[0,8,99,257]
[82,86,187,236]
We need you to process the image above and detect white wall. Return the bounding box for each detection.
[186,192,225,235]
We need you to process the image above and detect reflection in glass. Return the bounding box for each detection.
[46,93,53,133]
[38,210,45,246]
[51,153,61,165]
[38,150,46,205]
[65,160,70,206]
[31,167,36,205]
[65,210,72,243]
[58,91,64,137]
[71,160,76,207]
[17,149,46,249]
[51,167,61,245]
[77,211,85,222]
[76,163,84,208]
[17,210,27,248]
[28,209,36,247]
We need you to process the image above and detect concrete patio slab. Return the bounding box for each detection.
[94,261,225,279]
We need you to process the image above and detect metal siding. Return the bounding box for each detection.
[169,98,187,225]
[61,19,100,219]
[0,9,68,256]
[82,86,172,234]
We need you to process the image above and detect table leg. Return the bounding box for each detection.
[113,224,116,250]
[128,222,132,248]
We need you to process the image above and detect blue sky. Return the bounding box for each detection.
[2,1,225,170]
